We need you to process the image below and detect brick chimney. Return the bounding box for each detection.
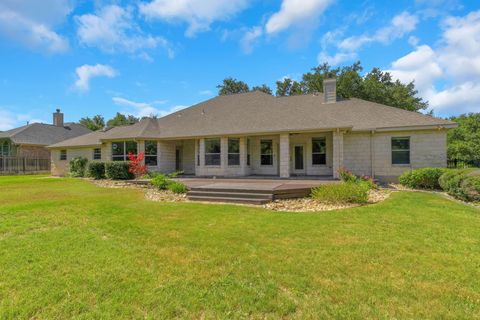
[53,109,64,127]
[323,78,337,104]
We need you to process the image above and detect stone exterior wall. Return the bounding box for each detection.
[51,129,448,180]
[342,129,448,182]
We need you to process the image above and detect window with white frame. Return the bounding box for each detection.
[260,139,273,166]
[112,141,137,161]
[93,148,101,160]
[60,150,67,161]
[145,141,158,166]
[228,138,240,166]
[312,137,326,165]
[392,137,410,165]
[205,138,221,166]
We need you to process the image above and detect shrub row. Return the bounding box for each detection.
[69,160,133,180]
[399,168,447,190]
[400,167,480,202]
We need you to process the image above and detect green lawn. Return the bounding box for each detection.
[0,176,479,319]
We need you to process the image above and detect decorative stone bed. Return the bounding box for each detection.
[264,189,391,212]
[91,179,392,212]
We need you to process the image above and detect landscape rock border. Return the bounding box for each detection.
[91,179,393,212]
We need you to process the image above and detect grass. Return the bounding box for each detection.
[0,175,479,319]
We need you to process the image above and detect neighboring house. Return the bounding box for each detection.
[0,110,91,159]
[48,79,457,182]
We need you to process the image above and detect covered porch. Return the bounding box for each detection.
[163,130,346,179]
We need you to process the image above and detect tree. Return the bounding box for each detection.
[281,62,428,112]
[275,78,304,96]
[251,84,273,95]
[79,115,105,131]
[107,113,139,127]
[217,77,250,95]
[447,113,480,160]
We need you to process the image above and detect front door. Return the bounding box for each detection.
[293,145,305,175]
[175,147,183,172]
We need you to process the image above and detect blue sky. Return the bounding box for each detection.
[0,0,479,130]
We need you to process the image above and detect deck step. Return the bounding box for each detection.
[188,190,273,200]
[187,195,270,205]
[190,187,274,194]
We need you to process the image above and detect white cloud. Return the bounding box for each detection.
[338,11,418,51]
[76,5,173,58]
[112,97,187,118]
[139,0,249,37]
[388,11,480,115]
[0,0,71,53]
[318,51,357,66]
[74,64,117,92]
[240,26,263,54]
[319,11,419,66]
[265,0,333,34]
[0,110,17,131]
[0,109,48,131]
[199,90,213,96]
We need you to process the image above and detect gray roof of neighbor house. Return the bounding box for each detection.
[48,91,456,148]
[0,122,91,146]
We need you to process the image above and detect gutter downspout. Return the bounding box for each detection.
[370,130,376,179]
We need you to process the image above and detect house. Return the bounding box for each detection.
[0,109,91,159]
[48,79,457,182]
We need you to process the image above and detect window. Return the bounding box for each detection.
[145,141,158,166]
[1,141,10,156]
[60,150,67,161]
[112,141,137,161]
[228,138,240,166]
[260,140,273,166]
[312,137,326,165]
[205,138,221,166]
[93,148,101,160]
[247,138,251,166]
[392,137,410,165]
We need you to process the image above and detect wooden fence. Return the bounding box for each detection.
[0,156,50,174]
[447,159,480,169]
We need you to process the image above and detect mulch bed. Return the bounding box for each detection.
[91,179,392,212]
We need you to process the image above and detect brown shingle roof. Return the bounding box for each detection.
[0,122,91,145]
[48,91,456,148]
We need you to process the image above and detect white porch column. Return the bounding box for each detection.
[239,137,248,176]
[158,141,176,173]
[279,133,290,178]
[137,140,145,166]
[332,130,344,179]
[221,137,228,172]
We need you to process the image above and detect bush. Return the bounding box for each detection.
[311,182,370,204]
[460,176,480,202]
[151,174,171,190]
[69,157,88,177]
[87,162,106,179]
[338,167,358,183]
[105,162,134,180]
[399,168,447,190]
[167,181,188,194]
[439,169,479,200]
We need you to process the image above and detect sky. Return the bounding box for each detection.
[0,0,479,130]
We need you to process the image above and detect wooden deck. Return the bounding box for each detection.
[176,176,338,205]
